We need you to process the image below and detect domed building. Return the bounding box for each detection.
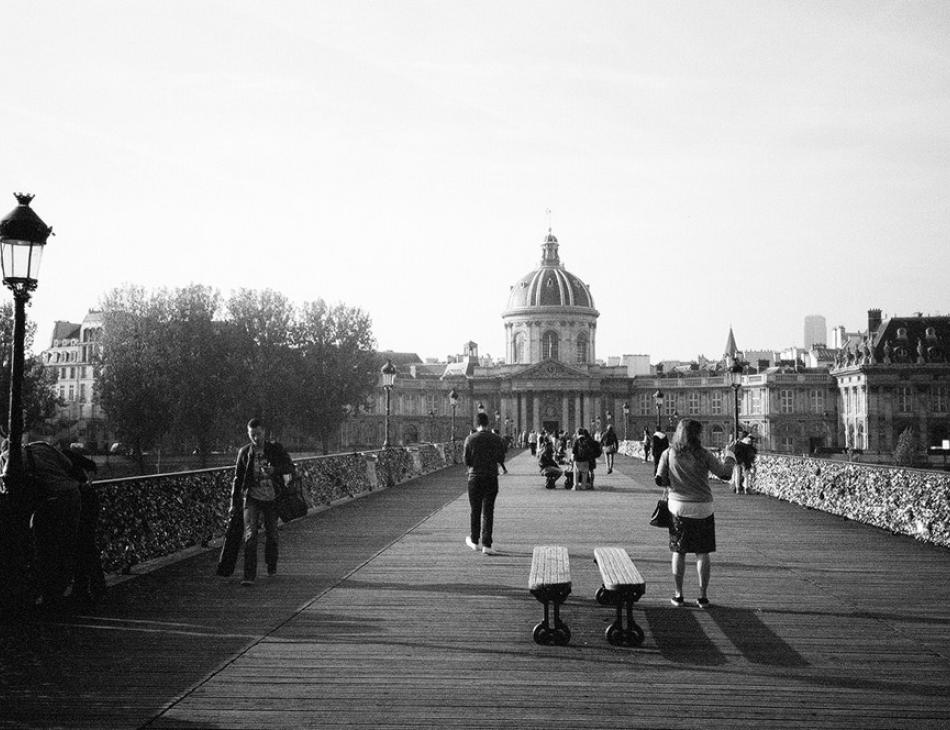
[503,230,599,366]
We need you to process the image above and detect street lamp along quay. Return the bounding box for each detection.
[448,388,459,444]
[653,390,664,433]
[728,361,744,441]
[380,359,396,448]
[1,194,53,491]
[622,402,630,441]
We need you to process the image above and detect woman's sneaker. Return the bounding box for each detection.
[696,597,710,609]
[670,595,685,607]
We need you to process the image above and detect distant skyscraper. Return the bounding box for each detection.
[804,314,827,349]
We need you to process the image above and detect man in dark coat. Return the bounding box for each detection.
[652,428,669,475]
[463,412,506,555]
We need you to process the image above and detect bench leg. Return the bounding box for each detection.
[532,593,571,646]
[605,596,644,647]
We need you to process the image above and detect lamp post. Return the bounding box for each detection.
[448,388,459,443]
[653,389,664,432]
[0,193,53,613]
[1,194,52,490]
[622,402,630,441]
[381,359,396,448]
[729,362,743,440]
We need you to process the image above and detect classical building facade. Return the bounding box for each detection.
[39,311,108,447]
[347,230,844,455]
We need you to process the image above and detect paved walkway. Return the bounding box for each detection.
[3,451,950,728]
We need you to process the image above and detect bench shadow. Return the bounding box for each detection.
[641,607,728,665]
[706,605,809,667]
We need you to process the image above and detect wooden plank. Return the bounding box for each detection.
[527,545,570,591]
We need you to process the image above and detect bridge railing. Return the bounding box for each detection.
[93,441,464,575]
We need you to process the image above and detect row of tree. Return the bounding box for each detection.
[93,285,378,467]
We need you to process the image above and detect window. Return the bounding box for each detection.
[931,385,948,413]
[710,425,725,447]
[751,390,762,415]
[711,391,723,415]
[68,385,75,402]
[576,332,588,363]
[664,394,677,416]
[425,393,437,415]
[688,391,700,415]
[810,389,825,414]
[542,331,559,360]
[780,389,794,413]
[512,332,526,364]
[638,392,651,416]
[70,366,76,379]
[897,386,913,413]
[80,384,86,403]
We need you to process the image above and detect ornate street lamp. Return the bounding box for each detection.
[653,390,664,432]
[1,194,53,490]
[729,362,743,439]
[622,402,630,441]
[381,359,396,448]
[448,388,459,443]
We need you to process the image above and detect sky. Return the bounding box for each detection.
[3,0,949,363]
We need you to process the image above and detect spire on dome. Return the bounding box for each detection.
[724,325,739,360]
[540,228,560,266]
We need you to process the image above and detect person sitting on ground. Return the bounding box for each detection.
[538,440,563,489]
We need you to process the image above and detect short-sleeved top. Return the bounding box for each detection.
[247,447,276,502]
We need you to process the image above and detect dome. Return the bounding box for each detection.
[503,230,597,314]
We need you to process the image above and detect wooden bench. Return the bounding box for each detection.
[593,547,646,646]
[528,545,571,645]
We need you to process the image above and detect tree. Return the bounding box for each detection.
[0,301,61,434]
[96,286,174,472]
[293,300,377,453]
[226,289,299,441]
[894,426,919,467]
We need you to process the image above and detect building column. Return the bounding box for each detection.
[575,394,583,434]
[561,393,570,434]
[593,395,601,429]
[532,393,541,431]
[520,393,527,434]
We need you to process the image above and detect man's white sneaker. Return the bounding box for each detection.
[465,537,479,551]
[482,546,496,555]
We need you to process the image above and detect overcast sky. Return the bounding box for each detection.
[4,1,949,363]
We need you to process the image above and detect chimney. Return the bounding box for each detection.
[867,308,882,335]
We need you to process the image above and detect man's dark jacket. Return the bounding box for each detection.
[229,441,294,508]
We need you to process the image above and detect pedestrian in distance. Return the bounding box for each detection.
[652,427,669,474]
[642,428,652,463]
[732,431,757,494]
[655,419,736,609]
[463,411,507,555]
[538,440,563,489]
[528,429,538,456]
[571,428,598,490]
[216,418,294,586]
[601,423,619,474]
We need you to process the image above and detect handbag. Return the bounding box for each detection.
[649,499,673,528]
[276,477,309,523]
[604,444,617,455]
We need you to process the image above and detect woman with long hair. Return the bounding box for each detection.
[655,419,735,608]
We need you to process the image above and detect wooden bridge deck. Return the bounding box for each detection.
[3,451,950,729]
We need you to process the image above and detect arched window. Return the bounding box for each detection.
[542,331,559,360]
[513,332,526,363]
[576,332,588,363]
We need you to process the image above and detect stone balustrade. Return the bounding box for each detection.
[94,442,464,575]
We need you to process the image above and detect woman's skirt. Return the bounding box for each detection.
[669,513,716,554]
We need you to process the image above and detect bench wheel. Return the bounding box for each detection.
[533,622,554,645]
[595,586,613,605]
[605,623,624,646]
[553,620,571,645]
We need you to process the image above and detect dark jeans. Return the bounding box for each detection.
[33,489,81,605]
[468,474,499,548]
[243,497,278,581]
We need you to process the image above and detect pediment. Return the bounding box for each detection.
[508,359,592,381]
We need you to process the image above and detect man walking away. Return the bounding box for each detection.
[463,412,506,555]
[652,428,669,475]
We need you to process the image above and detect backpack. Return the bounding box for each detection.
[575,437,594,462]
